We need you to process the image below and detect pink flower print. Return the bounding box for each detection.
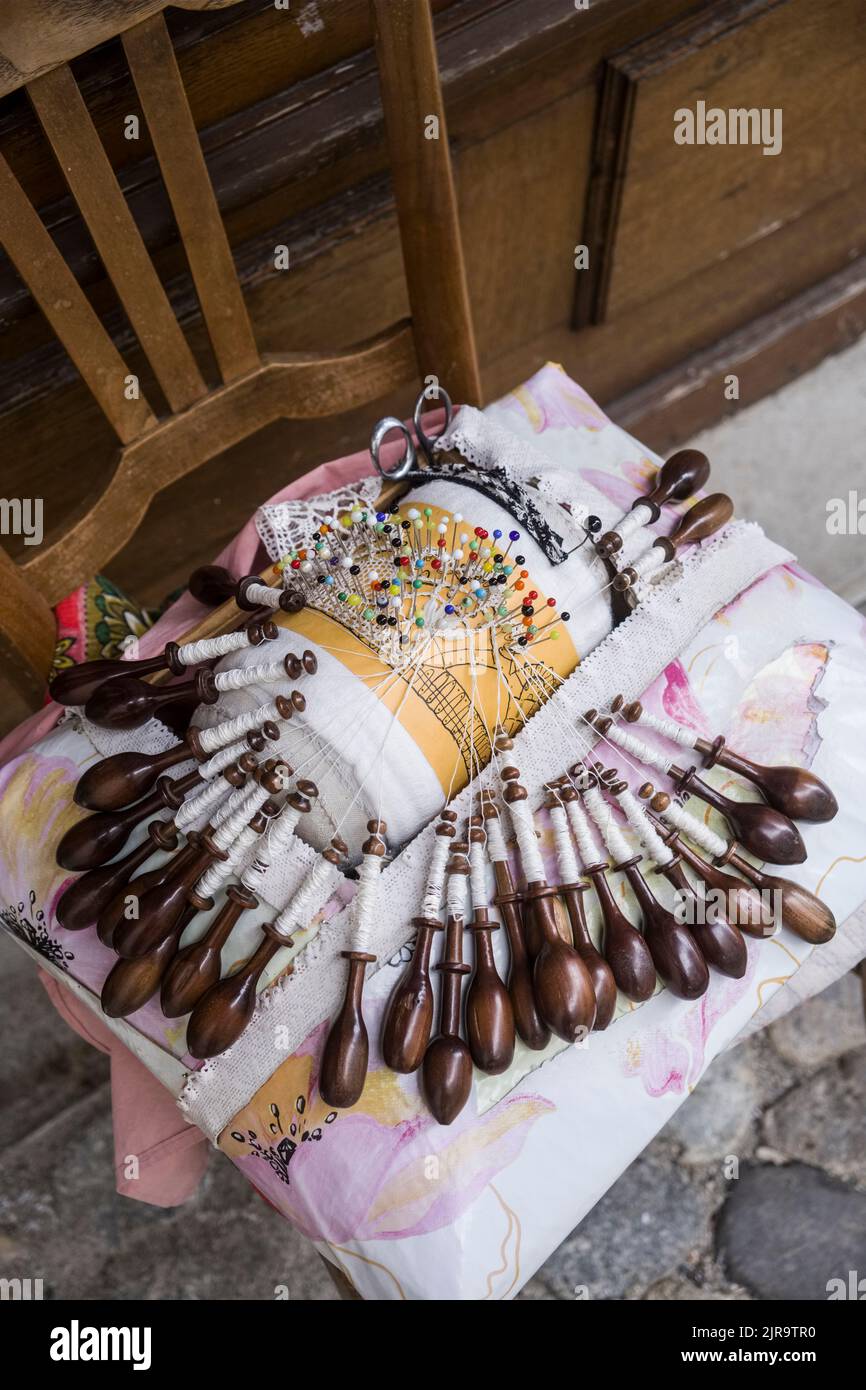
[497,364,610,434]
[623,946,759,1098]
[222,1022,554,1243]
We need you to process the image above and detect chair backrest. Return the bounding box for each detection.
[0,0,480,700]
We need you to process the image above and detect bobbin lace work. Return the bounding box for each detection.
[252,409,589,572]
[182,517,793,1140]
[438,407,592,546]
[256,477,381,563]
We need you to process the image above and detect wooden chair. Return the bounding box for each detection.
[0,0,481,705]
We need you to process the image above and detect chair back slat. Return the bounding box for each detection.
[122,14,259,385]
[27,63,208,416]
[0,1,482,703]
[371,0,481,407]
[0,152,156,443]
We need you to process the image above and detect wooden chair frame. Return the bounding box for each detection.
[0,0,481,703]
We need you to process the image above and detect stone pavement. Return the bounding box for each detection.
[524,972,866,1302]
[1,928,863,1301]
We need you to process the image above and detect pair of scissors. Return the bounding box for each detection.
[370,385,454,481]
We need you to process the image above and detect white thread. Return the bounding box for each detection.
[446,867,467,919]
[241,802,304,890]
[611,501,653,544]
[583,783,632,865]
[483,812,509,864]
[198,739,248,780]
[174,775,232,831]
[212,782,274,852]
[271,852,342,941]
[468,836,488,912]
[633,707,696,750]
[264,802,304,857]
[604,722,672,775]
[564,795,601,867]
[212,779,259,830]
[176,629,257,666]
[213,661,286,692]
[196,822,260,900]
[616,785,674,866]
[352,853,382,952]
[196,700,287,755]
[631,544,665,583]
[421,833,450,918]
[659,799,728,859]
[505,793,545,881]
[242,582,280,609]
[548,801,581,883]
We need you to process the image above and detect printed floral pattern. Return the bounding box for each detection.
[0,754,80,971]
[221,1022,554,1244]
[51,574,158,682]
[499,364,610,434]
[622,953,759,1097]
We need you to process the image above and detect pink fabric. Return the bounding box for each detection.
[5,417,440,1206]
[39,971,209,1206]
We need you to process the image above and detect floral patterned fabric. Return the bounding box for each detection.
[50,574,160,686]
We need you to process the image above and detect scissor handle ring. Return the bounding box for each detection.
[370,416,415,480]
[414,386,453,461]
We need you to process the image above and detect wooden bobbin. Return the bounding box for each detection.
[74,741,193,813]
[187,564,238,608]
[641,790,835,945]
[465,820,515,1074]
[381,810,454,1074]
[422,840,473,1125]
[593,766,708,998]
[615,849,709,1002]
[669,763,806,866]
[94,837,198,949]
[547,785,617,1030]
[101,903,198,1019]
[622,700,838,823]
[612,493,734,595]
[568,764,657,1003]
[236,576,306,614]
[186,692,304,762]
[481,795,550,1052]
[58,754,259,934]
[83,666,218,731]
[320,820,386,1110]
[627,780,748,979]
[56,819,168,934]
[112,763,287,960]
[186,833,345,1062]
[589,712,808,865]
[56,767,205,871]
[505,767,596,1043]
[160,883,258,1019]
[596,449,711,558]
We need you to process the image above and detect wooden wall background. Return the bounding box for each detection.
[1,0,865,731]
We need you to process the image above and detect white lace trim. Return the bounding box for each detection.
[256,478,381,563]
